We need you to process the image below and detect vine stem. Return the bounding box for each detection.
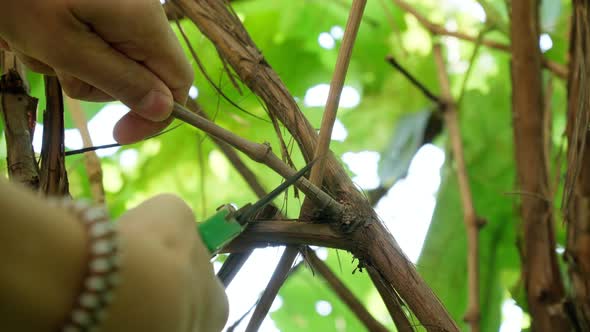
[66,97,105,204]
[309,0,366,186]
[247,1,368,329]
[433,44,481,331]
[172,103,344,218]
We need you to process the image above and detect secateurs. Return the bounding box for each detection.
[197,160,315,255]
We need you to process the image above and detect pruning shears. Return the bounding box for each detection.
[197,160,314,255]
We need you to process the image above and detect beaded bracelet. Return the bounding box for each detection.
[50,199,121,332]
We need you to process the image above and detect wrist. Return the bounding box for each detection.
[50,199,121,332]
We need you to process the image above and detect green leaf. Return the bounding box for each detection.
[378,109,432,187]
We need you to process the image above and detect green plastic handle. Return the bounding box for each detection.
[197,205,244,255]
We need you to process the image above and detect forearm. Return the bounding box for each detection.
[0,179,86,331]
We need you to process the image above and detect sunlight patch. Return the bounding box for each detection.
[443,0,486,22]
[304,84,361,108]
[189,86,199,99]
[318,32,335,50]
[330,26,344,40]
[499,299,525,332]
[270,296,283,313]
[375,144,445,262]
[102,163,123,193]
[86,103,128,156]
[331,119,348,142]
[119,149,139,171]
[401,15,432,55]
[342,150,380,190]
[540,33,553,52]
[208,150,230,181]
[315,300,333,316]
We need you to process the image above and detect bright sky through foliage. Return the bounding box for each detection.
[304,84,361,108]
[540,33,553,52]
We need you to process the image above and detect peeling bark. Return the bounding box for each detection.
[510,1,570,330]
[0,52,39,188]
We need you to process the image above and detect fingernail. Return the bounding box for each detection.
[137,90,173,122]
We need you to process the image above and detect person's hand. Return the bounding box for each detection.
[103,194,228,332]
[0,0,193,144]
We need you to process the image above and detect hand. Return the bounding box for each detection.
[102,194,229,332]
[0,0,193,144]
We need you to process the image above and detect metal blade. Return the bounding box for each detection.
[236,159,316,224]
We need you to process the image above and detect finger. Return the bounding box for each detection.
[197,277,229,332]
[14,51,55,75]
[56,71,114,102]
[119,194,201,256]
[113,112,173,144]
[68,0,193,104]
[45,26,173,122]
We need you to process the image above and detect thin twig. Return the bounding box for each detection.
[309,0,367,187]
[456,28,489,106]
[385,55,441,104]
[245,248,299,332]
[303,248,390,332]
[433,44,481,331]
[172,103,344,217]
[66,97,105,204]
[391,0,568,79]
[246,2,368,329]
[172,14,267,122]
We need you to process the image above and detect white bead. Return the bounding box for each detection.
[73,200,90,212]
[85,276,106,291]
[80,293,100,308]
[84,207,107,221]
[72,309,91,326]
[90,258,110,272]
[89,222,111,238]
[92,239,112,255]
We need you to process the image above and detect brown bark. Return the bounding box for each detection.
[510,1,570,330]
[565,1,590,329]
[0,52,39,188]
[173,1,459,330]
[39,76,69,196]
